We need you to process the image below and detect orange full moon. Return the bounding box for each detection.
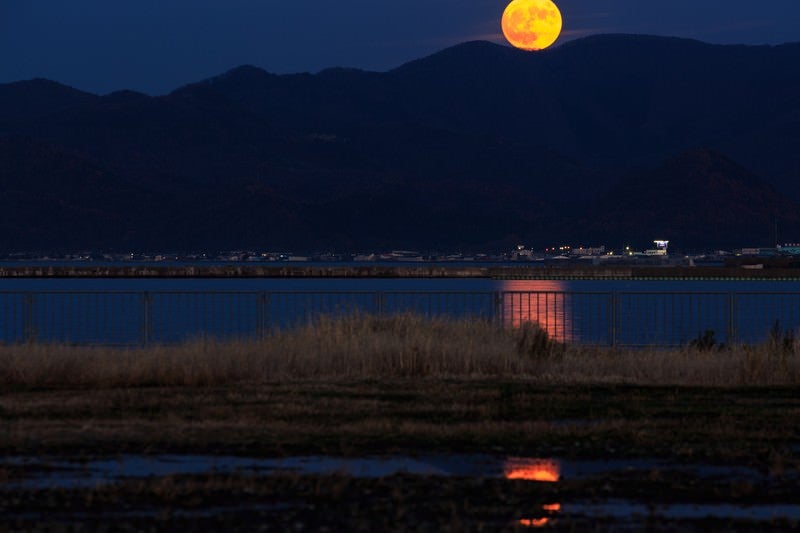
[502,0,563,51]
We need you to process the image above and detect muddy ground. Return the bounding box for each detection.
[2,381,799,530]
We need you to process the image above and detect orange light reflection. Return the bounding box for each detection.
[519,518,550,528]
[518,503,562,528]
[503,458,561,482]
[501,280,574,342]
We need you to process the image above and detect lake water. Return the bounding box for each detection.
[1,277,799,346]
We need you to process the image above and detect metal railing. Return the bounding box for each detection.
[1,290,799,347]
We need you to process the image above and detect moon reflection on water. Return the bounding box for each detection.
[500,280,575,343]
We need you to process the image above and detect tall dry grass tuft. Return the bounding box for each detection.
[0,314,798,387]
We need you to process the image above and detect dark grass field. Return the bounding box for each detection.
[1,381,799,461]
[1,316,799,529]
[2,381,799,530]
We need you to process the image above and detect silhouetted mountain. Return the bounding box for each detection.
[579,149,800,249]
[0,136,158,249]
[391,36,800,189]
[1,34,799,250]
[0,79,98,128]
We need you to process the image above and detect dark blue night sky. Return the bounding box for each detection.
[3,0,800,95]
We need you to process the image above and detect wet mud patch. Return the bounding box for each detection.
[3,382,800,529]
[4,453,788,490]
[2,454,799,530]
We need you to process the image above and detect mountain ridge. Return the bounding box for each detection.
[578,148,799,248]
[1,34,799,251]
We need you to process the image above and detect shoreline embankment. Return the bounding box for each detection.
[0,265,799,279]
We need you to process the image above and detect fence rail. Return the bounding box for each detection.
[1,290,799,347]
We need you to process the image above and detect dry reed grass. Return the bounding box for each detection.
[0,314,798,388]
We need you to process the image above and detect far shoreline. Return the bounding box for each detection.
[1,264,800,280]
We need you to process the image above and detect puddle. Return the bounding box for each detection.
[0,454,782,490]
[0,454,776,489]
[519,500,800,526]
[4,454,799,525]
[12,503,294,522]
[4,454,541,489]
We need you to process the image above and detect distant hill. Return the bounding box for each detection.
[1,34,799,251]
[0,79,98,127]
[576,149,800,249]
[0,136,155,249]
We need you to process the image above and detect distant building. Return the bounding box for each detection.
[513,245,535,260]
[739,247,779,257]
[777,244,800,255]
[570,245,606,257]
[639,240,669,257]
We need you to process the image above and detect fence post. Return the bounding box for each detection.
[142,291,151,347]
[728,292,736,344]
[375,292,385,316]
[24,293,36,343]
[495,292,504,327]
[259,292,267,340]
[610,292,618,348]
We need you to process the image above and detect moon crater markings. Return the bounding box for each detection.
[502,0,563,51]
